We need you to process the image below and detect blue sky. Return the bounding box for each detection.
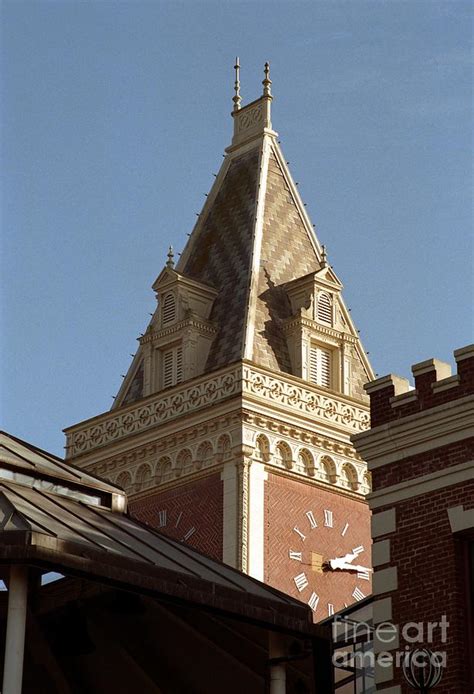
[2,0,473,456]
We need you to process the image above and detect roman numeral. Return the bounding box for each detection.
[352,587,365,601]
[305,510,317,529]
[175,511,183,528]
[324,510,333,527]
[357,571,370,581]
[157,510,167,528]
[352,545,364,556]
[183,527,196,541]
[308,592,319,612]
[327,603,334,616]
[293,526,306,541]
[289,550,302,561]
[294,573,309,592]
[341,522,349,537]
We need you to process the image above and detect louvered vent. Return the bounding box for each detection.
[163,350,174,388]
[162,293,176,325]
[176,346,183,384]
[317,292,332,325]
[309,346,332,388]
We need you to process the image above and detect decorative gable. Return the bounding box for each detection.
[283,261,371,399]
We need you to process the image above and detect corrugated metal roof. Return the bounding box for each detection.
[0,432,323,635]
[0,431,120,496]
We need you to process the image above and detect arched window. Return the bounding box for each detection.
[254,434,270,462]
[317,292,332,325]
[296,448,315,476]
[274,441,292,470]
[162,293,176,325]
[340,463,359,491]
[116,471,132,491]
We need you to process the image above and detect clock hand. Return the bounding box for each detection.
[335,562,372,573]
[328,552,357,570]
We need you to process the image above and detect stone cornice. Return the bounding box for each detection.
[282,316,357,344]
[353,395,474,468]
[140,316,217,345]
[65,361,369,460]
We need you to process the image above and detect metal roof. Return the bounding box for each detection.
[0,432,324,636]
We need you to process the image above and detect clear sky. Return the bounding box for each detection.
[2,0,473,456]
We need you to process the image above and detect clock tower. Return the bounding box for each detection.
[64,63,374,620]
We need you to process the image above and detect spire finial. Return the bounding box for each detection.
[233,57,241,112]
[262,61,272,97]
[166,245,175,269]
[321,245,328,268]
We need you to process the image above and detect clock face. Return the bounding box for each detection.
[287,506,371,618]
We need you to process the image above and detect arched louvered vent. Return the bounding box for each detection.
[309,345,331,388]
[317,292,332,325]
[162,293,176,325]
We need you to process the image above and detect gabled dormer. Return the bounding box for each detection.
[283,250,372,399]
[113,251,217,408]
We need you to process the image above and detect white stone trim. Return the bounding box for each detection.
[373,566,398,596]
[247,461,268,580]
[368,460,474,510]
[353,395,474,468]
[373,597,392,624]
[411,358,451,379]
[243,135,271,361]
[390,390,418,408]
[375,661,394,685]
[374,623,399,653]
[448,504,474,533]
[432,374,460,393]
[372,539,391,567]
[454,344,474,362]
[372,509,396,538]
[221,461,238,567]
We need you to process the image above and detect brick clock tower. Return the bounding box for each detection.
[64,64,374,620]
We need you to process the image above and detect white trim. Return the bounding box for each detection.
[221,462,238,567]
[372,509,396,538]
[242,135,271,360]
[368,460,473,509]
[373,566,398,596]
[372,539,391,567]
[448,504,474,533]
[247,461,268,580]
[373,597,392,623]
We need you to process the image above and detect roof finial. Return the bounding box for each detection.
[321,245,328,268]
[233,57,242,112]
[262,61,272,97]
[166,245,175,269]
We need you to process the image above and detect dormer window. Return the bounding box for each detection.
[309,344,332,388]
[162,293,176,326]
[162,345,183,388]
[317,292,332,326]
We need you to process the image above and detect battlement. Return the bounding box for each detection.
[365,344,474,427]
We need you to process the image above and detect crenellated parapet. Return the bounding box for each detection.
[364,344,474,428]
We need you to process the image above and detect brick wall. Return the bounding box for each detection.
[129,473,223,561]
[264,472,372,621]
[358,345,474,694]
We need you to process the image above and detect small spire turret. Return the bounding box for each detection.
[233,57,242,112]
[321,245,328,268]
[166,245,175,269]
[262,62,272,98]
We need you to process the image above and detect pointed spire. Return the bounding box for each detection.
[233,57,242,112]
[166,245,175,269]
[321,245,328,268]
[262,61,272,98]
